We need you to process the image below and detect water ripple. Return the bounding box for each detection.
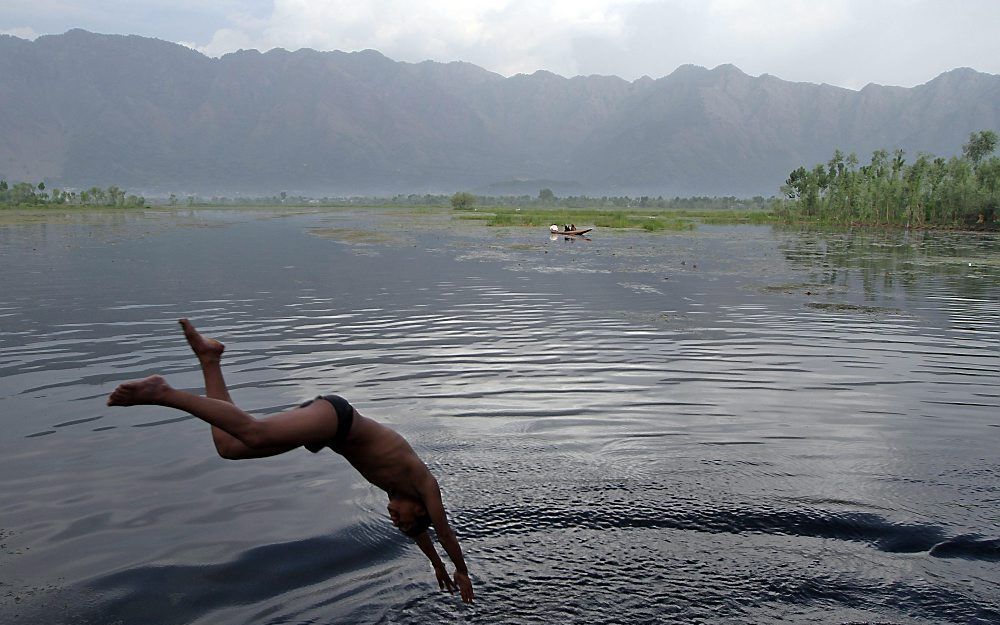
[2,214,997,624]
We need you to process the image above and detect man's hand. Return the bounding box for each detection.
[415,475,473,603]
[434,563,457,594]
[453,571,474,603]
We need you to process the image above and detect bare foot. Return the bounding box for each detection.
[107,375,172,406]
[179,318,225,361]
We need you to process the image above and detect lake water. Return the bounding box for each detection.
[1,208,998,624]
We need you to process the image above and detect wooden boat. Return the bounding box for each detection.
[551,228,592,236]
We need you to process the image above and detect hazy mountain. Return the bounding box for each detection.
[1,30,997,196]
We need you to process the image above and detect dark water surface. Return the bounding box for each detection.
[1,208,998,624]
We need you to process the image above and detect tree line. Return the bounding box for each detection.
[447,190,773,211]
[0,180,146,208]
[780,130,999,227]
[461,191,773,210]
[181,191,774,211]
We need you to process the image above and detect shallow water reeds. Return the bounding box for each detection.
[638,217,695,231]
[684,209,777,225]
[457,206,759,231]
[779,135,1000,229]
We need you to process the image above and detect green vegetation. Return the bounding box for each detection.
[177,190,776,232]
[308,227,398,245]
[450,191,476,210]
[454,206,772,231]
[469,194,774,211]
[779,130,999,227]
[804,302,900,315]
[447,190,777,232]
[171,191,776,213]
[0,180,145,208]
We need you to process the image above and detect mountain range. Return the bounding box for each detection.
[1,29,998,197]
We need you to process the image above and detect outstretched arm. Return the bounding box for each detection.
[413,531,459,595]
[418,474,474,603]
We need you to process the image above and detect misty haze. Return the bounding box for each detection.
[1,30,998,197]
[1,8,999,625]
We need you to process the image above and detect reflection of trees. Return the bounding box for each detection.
[776,227,1000,301]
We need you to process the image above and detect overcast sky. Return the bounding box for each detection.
[2,0,998,89]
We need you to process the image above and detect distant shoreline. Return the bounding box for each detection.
[2,203,996,233]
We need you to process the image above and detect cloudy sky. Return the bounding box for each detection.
[2,0,998,89]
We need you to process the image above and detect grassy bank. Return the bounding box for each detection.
[455,206,777,231]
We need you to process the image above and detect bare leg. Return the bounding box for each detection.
[108,375,260,441]
[107,375,338,454]
[179,318,237,453]
[179,318,230,402]
[107,319,338,459]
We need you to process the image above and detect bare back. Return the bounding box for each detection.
[336,412,432,499]
[108,318,474,602]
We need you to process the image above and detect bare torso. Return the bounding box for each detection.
[105,318,475,603]
[336,411,431,499]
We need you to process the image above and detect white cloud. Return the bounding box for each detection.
[1,26,40,39]
[195,0,636,76]
[4,0,999,88]
[198,27,259,55]
[706,0,848,41]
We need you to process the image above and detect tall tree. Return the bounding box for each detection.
[780,132,1000,226]
[962,130,998,165]
[450,192,475,210]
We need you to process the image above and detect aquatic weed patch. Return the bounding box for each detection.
[762,283,841,295]
[674,209,777,225]
[905,255,1000,268]
[805,302,901,315]
[457,207,706,231]
[308,227,399,245]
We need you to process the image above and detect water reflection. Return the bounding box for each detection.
[778,228,1000,301]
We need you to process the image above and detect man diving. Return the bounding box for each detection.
[106,319,474,603]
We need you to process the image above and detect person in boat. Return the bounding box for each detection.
[106,319,474,603]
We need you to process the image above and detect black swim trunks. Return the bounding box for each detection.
[298,394,355,452]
